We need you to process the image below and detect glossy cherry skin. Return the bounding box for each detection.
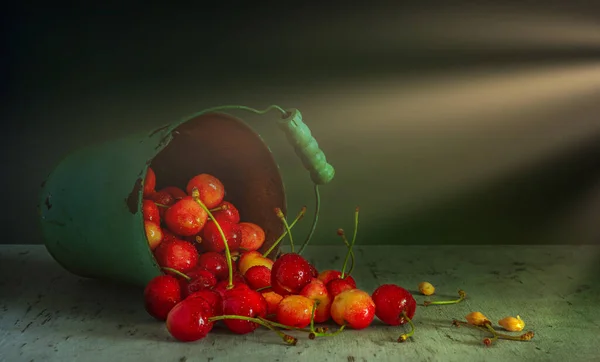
[238,222,266,251]
[330,289,376,330]
[197,251,228,281]
[144,275,182,321]
[261,290,284,319]
[211,201,240,224]
[144,220,163,251]
[166,297,214,342]
[276,295,314,328]
[327,277,357,298]
[153,239,198,273]
[244,265,271,290]
[214,275,249,297]
[238,251,274,275]
[318,270,355,286]
[164,197,208,237]
[300,278,332,323]
[186,173,225,209]
[201,220,242,253]
[187,289,223,316]
[270,253,314,296]
[371,284,417,326]
[142,199,160,222]
[181,269,217,298]
[146,191,175,218]
[221,288,268,334]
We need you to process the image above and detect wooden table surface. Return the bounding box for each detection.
[1,244,599,362]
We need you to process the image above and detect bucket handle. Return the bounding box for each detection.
[178,105,335,254]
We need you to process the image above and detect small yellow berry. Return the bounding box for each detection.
[418,282,435,296]
[498,315,525,332]
[465,312,491,326]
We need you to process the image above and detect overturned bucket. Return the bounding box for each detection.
[39,106,334,287]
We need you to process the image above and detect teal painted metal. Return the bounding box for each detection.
[39,107,319,287]
[39,125,169,287]
[277,109,335,185]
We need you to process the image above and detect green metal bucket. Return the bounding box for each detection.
[39,109,305,287]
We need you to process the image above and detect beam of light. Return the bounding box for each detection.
[270,6,600,53]
[260,61,600,224]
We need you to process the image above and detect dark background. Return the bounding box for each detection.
[3,1,600,246]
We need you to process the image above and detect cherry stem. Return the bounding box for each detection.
[397,311,415,342]
[255,286,271,292]
[276,208,295,253]
[161,267,191,281]
[262,207,306,258]
[256,316,312,332]
[191,188,234,289]
[208,315,297,345]
[298,183,320,256]
[340,206,360,279]
[306,300,345,338]
[452,320,535,341]
[423,289,466,306]
[209,204,228,213]
[154,202,170,208]
[337,230,356,277]
[309,324,346,339]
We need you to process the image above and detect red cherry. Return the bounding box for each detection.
[160,186,187,200]
[237,251,274,275]
[166,297,214,342]
[238,222,266,251]
[186,173,225,209]
[317,269,343,285]
[144,220,164,251]
[146,190,175,206]
[187,289,223,316]
[144,275,181,321]
[164,197,208,237]
[270,253,314,296]
[244,265,271,290]
[221,288,268,334]
[142,199,160,222]
[201,220,242,253]
[213,274,248,296]
[331,289,376,330]
[197,252,228,281]
[261,291,283,319]
[327,277,357,298]
[143,167,156,196]
[276,295,314,328]
[181,269,217,298]
[371,284,417,326]
[153,239,199,273]
[211,201,240,224]
[300,278,332,323]
[146,191,175,218]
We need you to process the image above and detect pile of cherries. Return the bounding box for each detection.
[140,168,448,344]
